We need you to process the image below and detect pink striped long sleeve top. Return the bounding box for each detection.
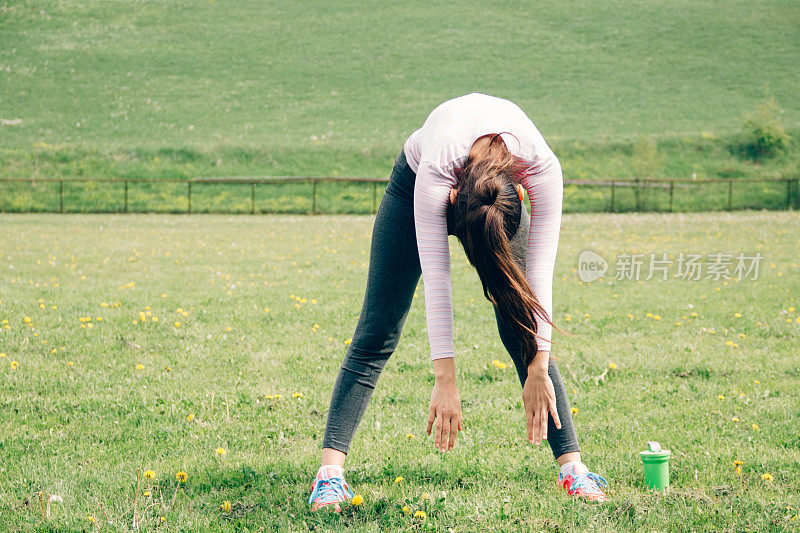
[403,93,563,359]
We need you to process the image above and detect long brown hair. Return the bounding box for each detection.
[447,134,555,366]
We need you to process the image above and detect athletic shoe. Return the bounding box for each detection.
[308,465,353,512]
[557,462,608,503]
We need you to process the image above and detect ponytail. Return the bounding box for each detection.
[449,135,557,366]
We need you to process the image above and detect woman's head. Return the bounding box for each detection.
[446,134,554,365]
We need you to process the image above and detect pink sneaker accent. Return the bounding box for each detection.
[558,464,608,502]
[309,466,353,511]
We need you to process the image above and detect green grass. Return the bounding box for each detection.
[1,0,799,184]
[1,211,798,531]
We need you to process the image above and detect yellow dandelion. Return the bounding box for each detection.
[174,322,180,328]
[394,476,404,484]
[735,466,742,476]
[653,315,661,320]
[565,314,571,322]
[733,460,743,467]
[187,413,195,421]
[351,494,364,506]
[87,515,96,524]
[151,316,158,322]
[216,447,227,456]
[608,362,617,370]
[646,312,653,318]
[402,505,411,515]
[225,326,232,332]
[175,471,188,483]
[571,407,578,414]
[717,395,725,400]
[221,500,232,512]
[345,338,352,345]
[732,417,740,422]
[292,392,303,398]
[0,353,5,358]
[143,490,151,497]
[414,510,427,520]
[67,361,74,367]
[734,312,742,318]
[761,473,774,482]
[136,364,144,370]
[491,359,507,370]
[752,423,760,431]
[406,433,415,440]
[160,516,166,523]
[143,470,156,479]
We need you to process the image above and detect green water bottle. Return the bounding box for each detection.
[640,441,671,491]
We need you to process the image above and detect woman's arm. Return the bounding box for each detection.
[520,158,564,353]
[413,160,463,452]
[520,158,564,445]
[413,160,457,360]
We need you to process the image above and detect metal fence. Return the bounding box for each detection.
[0,176,798,214]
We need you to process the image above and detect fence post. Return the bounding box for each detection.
[312,180,317,214]
[795,179,800,210]
[610,181,615,212]
[187,182,192,214]
[668,181,674,212]
[728,180,733,211]
[251,183,255,214]
[124,181,128,213]
[59,180,63,213]
[372,182,377,214]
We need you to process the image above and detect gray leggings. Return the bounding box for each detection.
[322,150,580,459]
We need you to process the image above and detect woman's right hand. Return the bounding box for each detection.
[426,358,463,453]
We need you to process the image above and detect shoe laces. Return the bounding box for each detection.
[308,476,353,506]
[570,472,608,495]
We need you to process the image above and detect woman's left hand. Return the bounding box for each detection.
[522,353,561,446]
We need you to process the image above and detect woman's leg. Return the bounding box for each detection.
[321,152,421,458]
[493,204,581,461]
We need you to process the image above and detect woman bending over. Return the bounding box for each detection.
[309,93,608,510]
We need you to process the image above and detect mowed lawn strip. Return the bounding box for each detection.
[0,211,798,531]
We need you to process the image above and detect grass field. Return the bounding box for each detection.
[1,211,798,531]
[2,0,799,184]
